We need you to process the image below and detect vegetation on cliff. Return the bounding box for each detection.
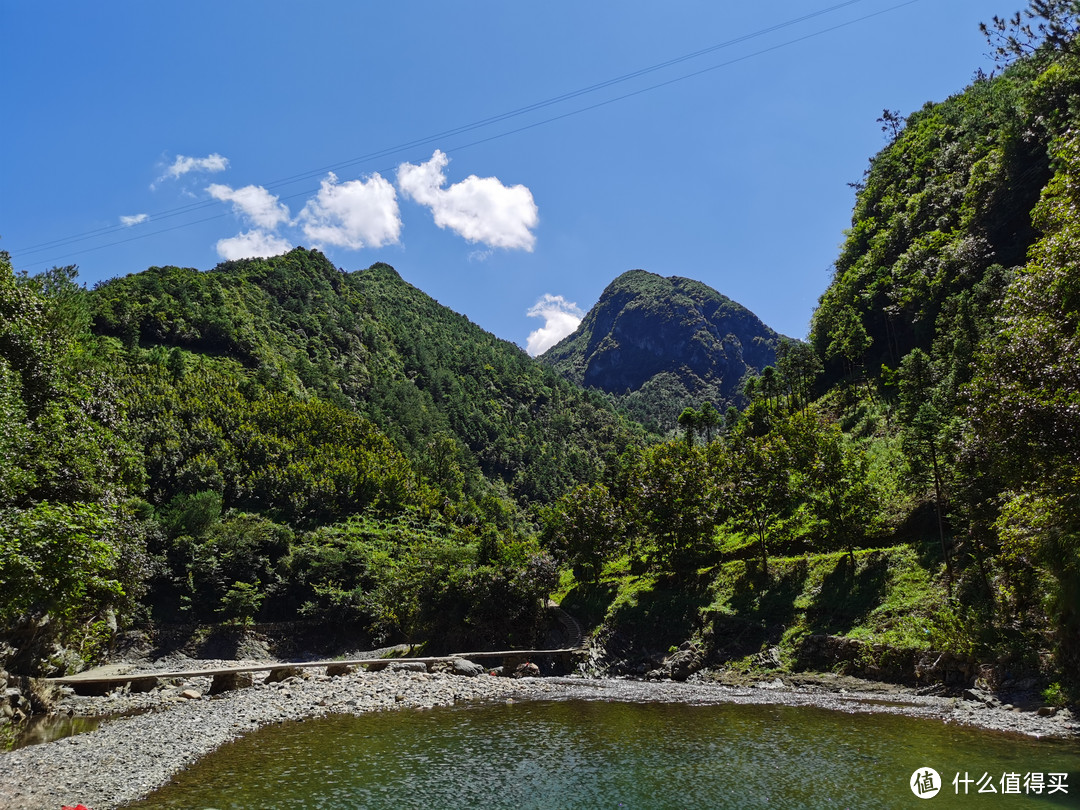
[539,270,783,433]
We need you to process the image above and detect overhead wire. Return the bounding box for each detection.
[12,0,922,270]
[12,0,874,260]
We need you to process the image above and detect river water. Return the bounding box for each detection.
[127,699,1078,808]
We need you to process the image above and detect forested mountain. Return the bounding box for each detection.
[3,1,1079,695]
[89,250,644,508]
[0,248,645,668]
[540,3,1080,687]
[540,270,784,432]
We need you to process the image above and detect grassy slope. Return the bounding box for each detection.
[559,541,964,674]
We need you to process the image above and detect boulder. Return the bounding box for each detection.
[389,661,428,673]
[209,671,253,695]
[667,645,704,682]
[264,666,303,684]
[752,646,783,670]
[512,662,540,678]
[450,658,485,677]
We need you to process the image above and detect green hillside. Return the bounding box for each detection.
[2,2,1078,695]
[89,249,644,508]
[540,269,784,432]
[0,249,645,667]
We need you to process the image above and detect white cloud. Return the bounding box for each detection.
[525,294,584,356]
[165,153,229,180]
[397,150,538,251]
[120,213,148,226]
[298,172,401,249]
[215,230,293,261]
[207,183,290,229]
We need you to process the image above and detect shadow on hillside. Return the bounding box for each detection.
[601,573,714,653]
[560,581,620,631]
[805,553,890,635]
[704,560,810,655]
[726,560,808,629]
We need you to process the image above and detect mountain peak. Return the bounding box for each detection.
[540,270,782,431]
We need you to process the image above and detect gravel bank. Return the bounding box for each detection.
[1,666,1075,809]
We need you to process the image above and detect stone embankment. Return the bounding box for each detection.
[0,661,558,810]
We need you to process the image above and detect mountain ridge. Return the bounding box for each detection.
[540,269,785,431]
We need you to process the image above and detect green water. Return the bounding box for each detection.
[4,714,102,751]
[128,700,1078,809]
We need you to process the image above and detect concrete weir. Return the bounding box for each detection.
[46,647,583,695]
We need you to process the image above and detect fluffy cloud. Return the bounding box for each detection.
[397,150,538,251]
[207,183,290,229]
[525,294,584,356]
[165,153,229,180]
[120,213,148,226]
[215,230,293,261]
[299,172,401,249]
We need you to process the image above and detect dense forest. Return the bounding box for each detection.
[1,1,1078,696]
[0,248,645,668]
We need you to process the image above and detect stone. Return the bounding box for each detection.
[179,689,202,700]
[128,677,160,693]
[962,687,996,706]
[325,663,354,677]
[209,672,254,695]
[667,647,704,682]
[512,662,540,678]
[752,646,783,670]
[389,662,428,673]
[450,658,485,677]
[264,666,303,684]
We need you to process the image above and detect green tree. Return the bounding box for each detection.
[542,482,625,584]
[626,442,720,575]
[897,348,953,587]
[807,421,880,567]
[981,0,1080,65]
[964,131,1080,670]
[697,402,722,444]
[677,406,700,447]
[775,339,823,413]
[720,431,793,576]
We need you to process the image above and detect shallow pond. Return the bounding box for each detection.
[128,699,1078,809]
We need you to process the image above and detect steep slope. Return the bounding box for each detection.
[811,47,1079,383]
[540,270,784,431]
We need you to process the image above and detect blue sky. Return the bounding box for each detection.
[4,0,998,352]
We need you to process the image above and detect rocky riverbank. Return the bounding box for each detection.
[0,663,558,810]
[1,659,1076,810]
[551,671,1079,739]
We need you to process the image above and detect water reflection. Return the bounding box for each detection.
[128,700,1080,809]
[4,714,101,751]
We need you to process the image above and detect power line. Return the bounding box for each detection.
[13,0,874,260]
[13,0,922,270]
